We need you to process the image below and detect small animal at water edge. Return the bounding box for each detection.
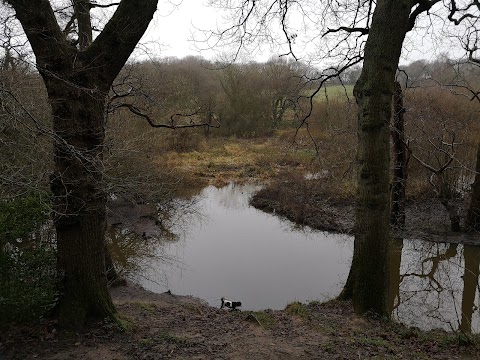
[221,297,242,311]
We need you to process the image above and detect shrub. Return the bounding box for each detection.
[0,244,57,326]
[0,193,56,327]
[0,193,50,244]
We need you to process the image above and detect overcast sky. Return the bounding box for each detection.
[144,0,313,62]
[144,0,219,60]
[140,0,463,64]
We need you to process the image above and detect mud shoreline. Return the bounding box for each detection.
[250,184,480,245]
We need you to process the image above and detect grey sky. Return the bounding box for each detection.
[143,0,466,65]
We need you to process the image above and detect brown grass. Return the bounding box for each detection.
[106,83,479,207]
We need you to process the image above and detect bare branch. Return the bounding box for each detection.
[408,0,442,31]
[75,0,93,50]
[279,0,298,60]
[90,2,121,9]
[323,26,369,37]
[110,103,220,129]
[447,0,479,25]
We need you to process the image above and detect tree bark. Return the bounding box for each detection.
[7,0,158,327]
[390,81,408,229]
[467,143,480,231]
[439,197,461,232]
[47,76,113,326]
[75,0,93,50]
[350,0,413,317]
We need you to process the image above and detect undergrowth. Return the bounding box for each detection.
[0,193,56,327]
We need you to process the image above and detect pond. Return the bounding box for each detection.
[109,183,480,333]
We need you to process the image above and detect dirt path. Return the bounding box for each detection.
[1,282,477,360]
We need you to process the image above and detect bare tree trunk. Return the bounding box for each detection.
[390,81,408,229]
[434,171,462,232]
[349,0,412,317]
[467,144,480,231]
[439,197,461,232]
[7,0,159,327]
[412,148,461,231]
[47,78,114,326]
[74,0,93,50]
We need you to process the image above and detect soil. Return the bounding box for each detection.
[1,281,477,360]
[250,182,480,245]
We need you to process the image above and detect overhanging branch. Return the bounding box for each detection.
[323,27,369,37]
[111,103,220,129]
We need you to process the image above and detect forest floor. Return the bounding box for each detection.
[2,136,480,359]
[1,281,478,360]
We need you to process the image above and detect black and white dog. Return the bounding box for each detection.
[221,297,242,311]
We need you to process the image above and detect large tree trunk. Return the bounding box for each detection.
[467,144,480,231]
[348,0,413,317]
[7,0,159,327]
[46,73,114,326]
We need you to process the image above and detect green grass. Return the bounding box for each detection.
[245,311,276,329]
[312,84,354,102]
[135,302,156,313]
[285,301,310,320]
[115,313,136,332]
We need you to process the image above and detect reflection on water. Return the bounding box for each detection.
[107,227,177,273]
[393,239,480,333]
[111,183,352,310]
[108,183,480,333]
[461,245,480,333]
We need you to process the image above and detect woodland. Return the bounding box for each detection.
[1,0,480,359]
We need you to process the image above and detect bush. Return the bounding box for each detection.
[0,193,56,327]
[0,244,57,326]
[0,193,50,244]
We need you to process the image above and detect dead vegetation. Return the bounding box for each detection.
[2,282,477,360]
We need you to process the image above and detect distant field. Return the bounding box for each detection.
[311,84,354,101]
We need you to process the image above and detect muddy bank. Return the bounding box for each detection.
[250,181,480,245]
[251,186,355,234]
[1,282,476,360]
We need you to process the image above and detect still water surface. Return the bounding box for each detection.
[133,183,352,310]
[111,183,480,333]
